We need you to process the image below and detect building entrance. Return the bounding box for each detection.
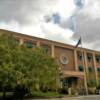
[62,76,86,95]
[63,77,77,88]
[62,77,79,95]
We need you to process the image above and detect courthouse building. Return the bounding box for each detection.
[0,29,100,94]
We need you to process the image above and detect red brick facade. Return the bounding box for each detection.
[1,29,100,94]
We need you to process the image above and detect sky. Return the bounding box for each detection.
[0,0,100,51]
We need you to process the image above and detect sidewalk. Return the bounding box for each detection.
[24,95,100,100]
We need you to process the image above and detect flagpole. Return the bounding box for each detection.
[73,0,88,94]
[80,37,88,95]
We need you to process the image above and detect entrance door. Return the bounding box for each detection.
[63,77,78,88]
[62,77,78,95]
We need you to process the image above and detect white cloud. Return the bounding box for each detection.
[42,22,74,39]
[0,21,45,38]
[1,0,100,51]
[0,0,75,44]
[20,24,45,38]
[53,0,75,18]
[72,0,100,50]
[0,20,20,32]
[82,0,100,19]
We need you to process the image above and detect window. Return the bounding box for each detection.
[42,45,49,53]
[97,67,100,72]
[78,65,84,72]
[15,39,19,45]
[87,54,92,62]
[25,41,36,48]
[88,66,93,72]
[96,56,100,63]
[78,53,83,61]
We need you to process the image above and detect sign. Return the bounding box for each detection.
[60,54,69,65]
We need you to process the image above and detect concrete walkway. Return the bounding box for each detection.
[25,95,100,100]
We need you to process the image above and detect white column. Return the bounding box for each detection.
[74,49,78,71]
[93,53,98,85]
[36,41,40,47]
[51,44,55,58]
[83,51,88,95]
[19,38,23,45]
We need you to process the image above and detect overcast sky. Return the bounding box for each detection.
[0,0,100,51]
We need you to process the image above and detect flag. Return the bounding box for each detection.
[75,37,81,48]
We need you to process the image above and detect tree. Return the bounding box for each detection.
[0,34,18,98]
[32,48,59,92]
[0,33,59,96]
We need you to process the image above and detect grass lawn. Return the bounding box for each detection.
[0,92,13,97]
[0,91,64,99]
